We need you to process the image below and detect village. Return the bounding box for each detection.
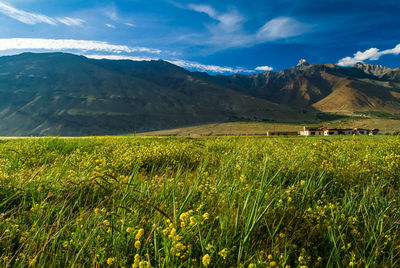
[266,126,380,136]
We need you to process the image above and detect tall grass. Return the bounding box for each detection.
[0,136,400,267]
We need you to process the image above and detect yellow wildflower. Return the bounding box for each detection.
[107,257,116,265]
[218,248,229,259]
[175,242,186,252]
[135,240,141,250]
[168,228,176,239]
[205,243,214,251]
[202,254,211,267]
[135,228,144,240]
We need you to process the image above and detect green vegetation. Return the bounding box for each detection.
[1,136,400,267]
[315,112,350,122]
[358,111,400,120]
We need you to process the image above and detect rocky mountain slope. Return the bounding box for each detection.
[0,53,308,136]
[208,60,400,113]
[353,62,390,77]
[0,52,399,136]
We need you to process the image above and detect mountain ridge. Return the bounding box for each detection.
[0,52,399,136]
[207,60,400,112]
[0,52,310,136]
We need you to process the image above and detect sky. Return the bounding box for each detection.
[0,0,399,74]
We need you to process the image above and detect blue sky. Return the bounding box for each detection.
[0,0,399,73]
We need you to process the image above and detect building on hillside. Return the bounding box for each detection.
[299,127,324,136]
[353,128,380,135]
[299,126,379,136]
[323,128,353,136]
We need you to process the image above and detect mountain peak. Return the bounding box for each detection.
[297,59,310,67]
[353,62,389,77]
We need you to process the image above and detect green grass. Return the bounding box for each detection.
[1,136,400,267]
[357,111,400,120]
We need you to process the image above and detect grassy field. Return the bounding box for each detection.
[1,136,400,267]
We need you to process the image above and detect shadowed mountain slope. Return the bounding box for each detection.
[0,53,307,136]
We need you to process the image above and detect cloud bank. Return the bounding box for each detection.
[338,44,400,66]
[85,54,270,74]
[0,38,162,54]
[0,1,84,26]
[168,59,253,73]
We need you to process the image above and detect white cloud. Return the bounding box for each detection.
[188,4,244,34]
[0,1,84,26]
[257,17,308,40]
[337,44,400,66]
[103,5,118,21]
[183,3,309,51]
[57,17,85,26]
[84,54,271,74]
[382,44,400,55]
[0,1,56,25]
[187,4,218,19]
[255,66,273,71]
[106,23,116,29]
[125,22,135,27]
[0,38,162,54]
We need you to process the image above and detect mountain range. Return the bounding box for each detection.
[0,53,399,136]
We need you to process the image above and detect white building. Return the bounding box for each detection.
[323,128,353,136]
[300,126,379,136]
[299,127,324,136]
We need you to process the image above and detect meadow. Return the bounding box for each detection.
[0,136,400,267]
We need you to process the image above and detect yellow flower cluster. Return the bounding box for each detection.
[179,210,194,228]
[132,254,152,268]
[202,254,211,267]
